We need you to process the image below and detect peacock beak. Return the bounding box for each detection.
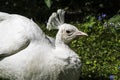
[75,31,88,36]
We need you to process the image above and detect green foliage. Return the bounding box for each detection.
[105,14,120,30]
[44,0,52,8]
[108,14,120,23]
[69,15,120,80]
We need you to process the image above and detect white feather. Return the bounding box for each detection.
[47,9,65,30]
[0,9,87,80]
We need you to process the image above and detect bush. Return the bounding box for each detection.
[68,15,120,80]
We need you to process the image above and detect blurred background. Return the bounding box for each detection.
[0,0,119,22]
[0,0,120,80]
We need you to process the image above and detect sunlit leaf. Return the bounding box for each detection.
[44,0,52,8]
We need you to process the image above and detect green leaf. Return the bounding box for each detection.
[44,0,52,8]
[86,60,92,65]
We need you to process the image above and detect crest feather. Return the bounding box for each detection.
[47,9,65,30]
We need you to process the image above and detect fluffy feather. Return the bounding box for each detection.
[47,9,65,30]
[0,9,87,80]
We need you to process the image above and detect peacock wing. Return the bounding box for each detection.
[0,13,31,58]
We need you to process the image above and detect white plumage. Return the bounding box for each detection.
[0,9,87,80]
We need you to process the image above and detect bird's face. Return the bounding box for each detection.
[58,24,88,44]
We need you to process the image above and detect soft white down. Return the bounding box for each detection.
[0,9,87,80]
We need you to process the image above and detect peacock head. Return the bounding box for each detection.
[47,9,88,44]
[58,23,87,43]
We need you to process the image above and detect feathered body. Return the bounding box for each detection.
[0,9,87,80]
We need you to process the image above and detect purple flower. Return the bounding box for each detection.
[98,16,102,21]
[101,13,106,18]
[109,74,114,80]
[98,13,107,21]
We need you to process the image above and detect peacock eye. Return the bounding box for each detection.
[66,30,71,34]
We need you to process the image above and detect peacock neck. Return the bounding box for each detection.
[55,32,69,49]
